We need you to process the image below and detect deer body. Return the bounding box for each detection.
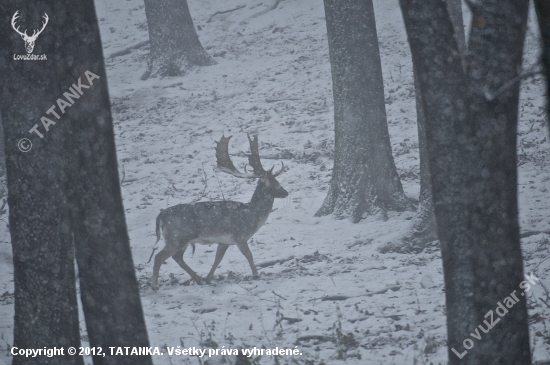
[151,135,287,290]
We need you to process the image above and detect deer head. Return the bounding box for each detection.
[215,134,288,198]
[12,11,49,54]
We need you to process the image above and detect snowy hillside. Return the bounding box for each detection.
[1,0,549,364]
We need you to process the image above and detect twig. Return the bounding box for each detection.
[207,4,246,23]
[192,163,208,202]
[373,303,393,333]
[0,199,7,215]
[271,290,287,300]
[236,282,277,303]
[147,246,159,264]
[120,164,126,186]
[295,335,334,343]
[213,168,225,200]
[485,70,542,101]
[265,98,300,103]
[121,176,148,187]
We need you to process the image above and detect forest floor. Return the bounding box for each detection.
[1,0,550,364]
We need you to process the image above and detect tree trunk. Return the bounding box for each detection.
[400,0,466,252]
[317,0,411,223]
[142,0,216,79]
[534,0,550,134]
[0,3,83,365]
[0,1,153,364]
[397,71,437,252]
[400,0,531,364]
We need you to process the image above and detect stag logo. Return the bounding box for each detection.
[12,11,49,54]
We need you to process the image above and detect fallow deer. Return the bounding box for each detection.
[151,134,288,290]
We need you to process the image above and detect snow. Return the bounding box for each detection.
[1,0,549,364]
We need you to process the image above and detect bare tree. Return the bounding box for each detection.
[316,0,411,223]
[142,0,216,79]
[400,0,531,363]
[0,1,153,364]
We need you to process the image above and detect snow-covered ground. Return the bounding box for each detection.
[1,0,549,364]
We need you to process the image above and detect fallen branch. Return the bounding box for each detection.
[257,255,294,268]
[238,0,283,26]
[520,230,550,238]
[265,98,300,103]
[321,295,350,301]
[107,40,149,59]
[207,4,246,23]
[295,335,333,344]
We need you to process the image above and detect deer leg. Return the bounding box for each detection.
[236,242,258,276]
[151,246,178,291]
[205,244,230,284]
[172,248,203,285]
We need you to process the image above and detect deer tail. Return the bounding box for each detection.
[155,211,163,245]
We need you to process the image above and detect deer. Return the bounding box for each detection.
[11,11,49,54]
[151,134,288,291]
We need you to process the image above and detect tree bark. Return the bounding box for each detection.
[534,0,550,134]
[400,0,466,251]
[0,3,83,365]
[142,0,216,79]
[0,1,153,364]
[317,0,411,223]
[400,0,531,364]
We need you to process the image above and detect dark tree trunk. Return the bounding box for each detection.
[397,71,437,252]
[0,3,83,365]
[317,0,411,223]
[142,0,216,79]
[400,0,465,252]
[0,1,153,365]
[534,0,550,134]
[400,0,531,364]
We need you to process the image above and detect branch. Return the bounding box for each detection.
[192,163,208,202]
[485,70,542,101]
[265,97,300,103]
[107,40,149,59]
[120,164,126,186]
[238,0,283,25]
[257,255,294,268]
[0,199,7,215]
[207,4,246,23]
[147,246,158,264]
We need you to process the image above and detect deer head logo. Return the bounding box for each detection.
[11,11,49,54]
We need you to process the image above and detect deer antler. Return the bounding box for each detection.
[246,133,267,176]
[216,135,260,178]
[30,13,48,39]
[11,11,27,38]
[271,161,284,177]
